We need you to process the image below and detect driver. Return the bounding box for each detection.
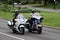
[30,10,40,18]
[30,10,39,26]
[30,10,43,23]
[28,10,43,26]
[12,10,24,26]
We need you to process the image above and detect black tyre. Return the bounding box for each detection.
[20,27,25,35]
[37,27,42,34]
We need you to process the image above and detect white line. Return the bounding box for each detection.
[0,32,24,40]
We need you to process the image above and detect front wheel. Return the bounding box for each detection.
[37,27,42,34]
[20,27,25,35]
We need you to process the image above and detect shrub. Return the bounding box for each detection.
[0,4,11,12]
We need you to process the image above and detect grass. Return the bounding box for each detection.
[0,11,60,27]
[29,4,60,9]
[40,11,60,27]
[0,11,13,20]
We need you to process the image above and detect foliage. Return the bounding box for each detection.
[0,0,60,5]
[0,4,11,11]
[30,4,60,9]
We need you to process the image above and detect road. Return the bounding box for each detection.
[0,19,60,40]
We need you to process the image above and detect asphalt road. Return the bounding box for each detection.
[0,19,60,40]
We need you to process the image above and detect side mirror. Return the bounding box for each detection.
[8,21,11,25]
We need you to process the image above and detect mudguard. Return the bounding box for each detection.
[20,25,24,27]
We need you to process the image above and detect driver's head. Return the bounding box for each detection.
[15,10,19,15]
[32,10,36,14]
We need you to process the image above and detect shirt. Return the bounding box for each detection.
[17,14,24,19]
[30,13,40,18]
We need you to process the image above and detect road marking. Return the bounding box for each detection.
[0,32,24,40]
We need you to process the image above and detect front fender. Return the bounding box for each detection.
[20,25,25,27]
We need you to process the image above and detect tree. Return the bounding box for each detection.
[44,0,48,6]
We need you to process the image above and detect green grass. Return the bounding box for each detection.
[29,4,60,9]
[40,11,60,27]
[0,11,13,20]
[0,11,60,27]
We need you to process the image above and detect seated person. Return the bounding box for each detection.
[27,10,43,27]
[12,10,24,26]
